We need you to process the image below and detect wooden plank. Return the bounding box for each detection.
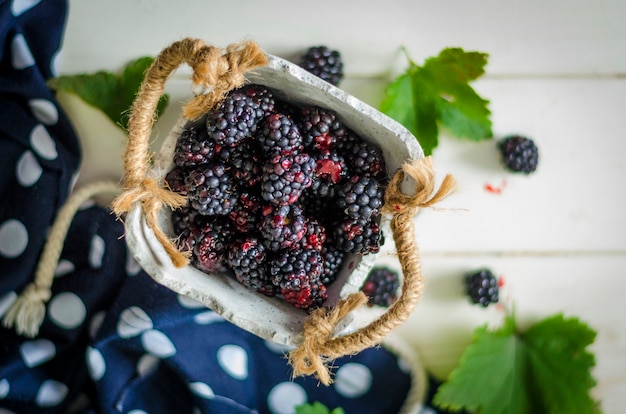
[59,0,626,76]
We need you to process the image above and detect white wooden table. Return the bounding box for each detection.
[59,1,626,411]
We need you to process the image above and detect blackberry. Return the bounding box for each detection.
[165,166,189,195]
[281,277,327,310]
[320,245,345,286]
[340,139,387,180]
[261,153,315,205]
[336,175,384,220]
[332,215,384,255]
[298,46,344,86]
[191,216,232,272]
[236,84,276,114]
[498,135,539,174]
[173,125,216,167]
[259,204,307,251]
[186,162,238,215]
[206,91,264,147]
[256,113,304,155]
[300,217,326,252]
[361,266,400,307]
[228,191,263,233]
[309,149,347,198]
[219,139,264,188]
[465,269,499,307]
[269,247,323,289]
[227,237,272,293]
[297,106,347,151]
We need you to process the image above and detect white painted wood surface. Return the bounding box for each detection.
[59,1,626,412]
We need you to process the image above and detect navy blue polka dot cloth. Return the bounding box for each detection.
[0,1,443,413]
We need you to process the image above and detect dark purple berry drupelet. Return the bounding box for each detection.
[261,153,315,206]
[269,247,323,289]
[331,215,384,255]
[465,268,499,307]
[339,139,387,180]
[186,162,238,216]
[259,204,307,251]
[320,245,345,286]
[236,84,276,114]
[206,91,264,147]
[165,166,189,195]
[218,139,264,188]
[228,191,263,233]
[361,266,400,307]
[297,106,346,151]
[498,135,539,174]
[256,113,304,155]
[300,217,326,252]
[298,46,344,86]
[336,175,384,220]
[309,149,347,199]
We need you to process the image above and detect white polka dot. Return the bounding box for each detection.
[35,380,68,407]
[10,0,41,16]
[127,410,148,414]
[19,339,56,367]
[29,100,58,125]
[267,382,307,414]
[86,347,106,381]
[125,253,141,276]
[89,311,106,339]
[10,33,35,69]
[189,382,214,399]
[0,291,18,318]
[141,329,176,358]
[30,124,58,159]
[89,235,105,268]
[264,340,295,354]
[0,219,28,258]
[137,354,159,376]
[0,409,16,414]
[48,292,86,330]
[16,150,42,187]
[0,378,9,399]
[177,294,205,309]
[50,49,62,77]
[54,259,75,278]
[117,306,152,338]
[193,311,224,325]
[217,344,248,380]
[334,363,372,398]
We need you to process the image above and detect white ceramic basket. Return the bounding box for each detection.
[122,43,424,346]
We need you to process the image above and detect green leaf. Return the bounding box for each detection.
[48,57,169,131]
[380,47,492,155]
[295,401,345,414]
[433,314,600,414]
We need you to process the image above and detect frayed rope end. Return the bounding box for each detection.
[2,283,51,337]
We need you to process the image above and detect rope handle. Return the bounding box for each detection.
[110,38,269,267]
[288,157,456,384]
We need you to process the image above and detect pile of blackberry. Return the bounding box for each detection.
[166,84,388,311]
[465,268,499,307]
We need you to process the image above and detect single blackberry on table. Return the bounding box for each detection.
[336,175,384,220]
[361,266,400,307]
[465,269,499,307]
[165,166,190,195]
[173,125,217,167]
[297,106,347,151]
[498,135,539,174]
[260,153,315,206]
[256,113,304,155]
[236,83,276,114]
[332,215,384,255]
[320,245,345,286]
[298,46,344,86]
[227,236,272,293]
[259,204,307,251]
[309,149,347,199]
[269,247,323,289]
[206,91,264,147]
[228,191,264,233]
[186,162,238,216]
